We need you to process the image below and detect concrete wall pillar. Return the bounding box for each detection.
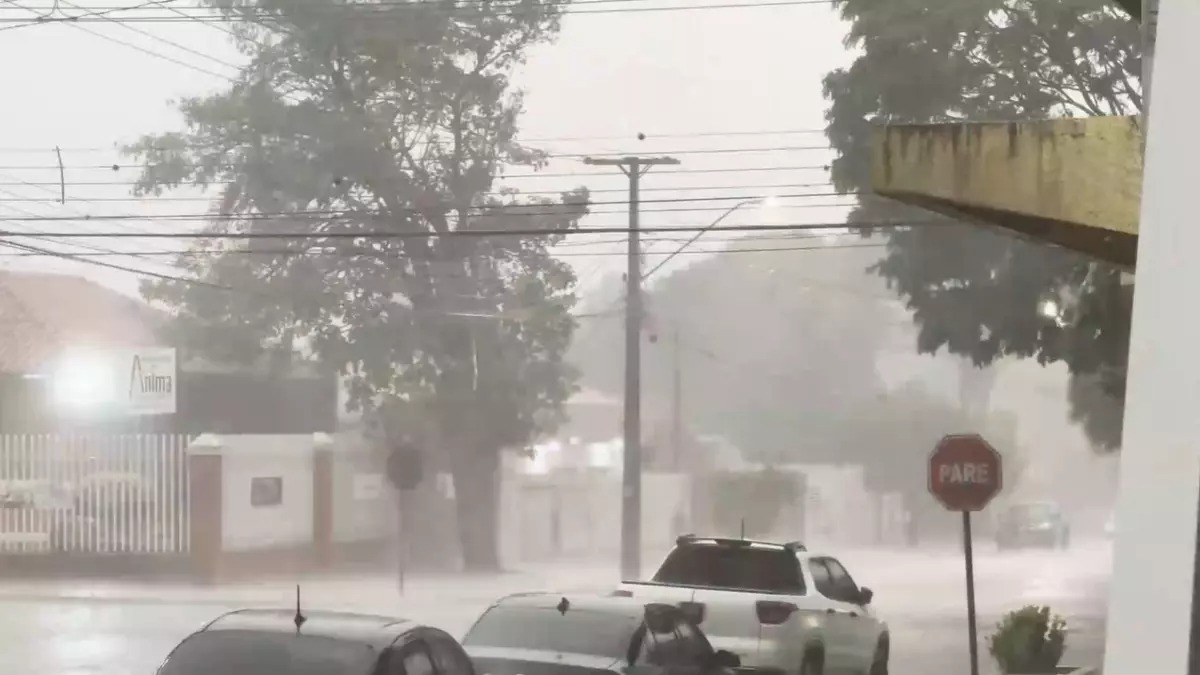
[312,433,334,569]
[1103,2,1200,673]
[187,434,224,584]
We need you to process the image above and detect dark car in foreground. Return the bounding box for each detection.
[462,593,743,675]
[156,608,476,675]
[995,501,1071,550]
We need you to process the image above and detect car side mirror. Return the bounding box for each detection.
[710,650,741,669]
[858,587,874,606]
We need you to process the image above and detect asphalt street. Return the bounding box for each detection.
[0,540,1112,675]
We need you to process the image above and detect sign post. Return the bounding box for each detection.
[928,433,1003,675]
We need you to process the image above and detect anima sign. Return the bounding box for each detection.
[928,433,1003,512]
[125,348,177,415]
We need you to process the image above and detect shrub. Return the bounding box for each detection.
[987,605,1068,674]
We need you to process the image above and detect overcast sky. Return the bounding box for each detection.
[0,0,854,298]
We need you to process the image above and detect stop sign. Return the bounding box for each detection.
[928,433,1003,512]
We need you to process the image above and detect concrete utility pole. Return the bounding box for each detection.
[671,325,683,472]
[582,153,679,580]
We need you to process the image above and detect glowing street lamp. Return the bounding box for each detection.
[50,350,118,412]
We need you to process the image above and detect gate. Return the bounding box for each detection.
[0,434,191,555]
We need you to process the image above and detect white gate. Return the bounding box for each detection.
[0,434,191,555]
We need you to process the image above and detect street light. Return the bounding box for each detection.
[50,349,117,412]
[641,197,770,282]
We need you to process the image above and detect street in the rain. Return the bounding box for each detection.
[0,541,1111,675]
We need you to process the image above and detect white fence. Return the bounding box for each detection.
[0,434,191,555]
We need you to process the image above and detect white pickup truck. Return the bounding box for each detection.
[614,536,888,675]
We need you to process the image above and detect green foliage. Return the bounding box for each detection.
[988,605,1068,674]
[823,0,1141,451]
[706,468,801,538]
[124,0,587,567]
[843,381,1024,505]
[571,245,889,463]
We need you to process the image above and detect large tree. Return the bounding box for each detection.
[823,0,1140,451]
[844,381,1025,543]
[125,0,588,569]
[570,243,889,463]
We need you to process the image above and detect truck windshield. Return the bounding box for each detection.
[158,630,378,675]
[652,545,805,594]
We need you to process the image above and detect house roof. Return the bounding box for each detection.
[0,270,164,373]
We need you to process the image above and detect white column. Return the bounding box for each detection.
[1104,1,1200,673]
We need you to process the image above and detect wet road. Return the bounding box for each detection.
[0,541,1112,675]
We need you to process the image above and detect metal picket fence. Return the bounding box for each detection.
[0,434,191,555]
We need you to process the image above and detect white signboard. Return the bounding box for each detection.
[52,347,177,416]
[123,348,177,415]
[352,473,384,501]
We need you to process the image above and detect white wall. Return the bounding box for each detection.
[499,467,689,564]
[330,432,388,544]
[219,435,315,552]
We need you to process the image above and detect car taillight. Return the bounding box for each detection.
[755,600,797,625]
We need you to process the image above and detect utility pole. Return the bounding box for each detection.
[671,325,682,472]
[583,153,680,581]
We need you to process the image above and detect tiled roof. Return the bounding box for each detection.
[0,270,164,373]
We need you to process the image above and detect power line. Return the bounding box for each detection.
[0,240,883,259]
[0,181,839,201]
[0,130,831,153]
[59,16,234,80]
[0,0,838,23]
[0,200,860,223]
[0,0,178,32]
[0,190,862,220]
[0,151,832,171]
[0,166,832,184]
[58,0,241,70]
[0,219,944,240]
[0,237,251,292]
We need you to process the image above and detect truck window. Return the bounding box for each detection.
[810,557,860,603]
[652,545,805,594]
[823,559,862,602]
[807,559,837,598]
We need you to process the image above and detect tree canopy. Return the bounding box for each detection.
[571,242,891,464]
[823,0,1140,452]
[124,0,588,569]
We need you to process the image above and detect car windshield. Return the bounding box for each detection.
[463,606,638,659]
[1008,504,1058,522]
[157,630,379,675]
[652,545,805,593]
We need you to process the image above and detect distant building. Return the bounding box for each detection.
[0,270,335,434]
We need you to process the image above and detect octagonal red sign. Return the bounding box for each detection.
[928,433,1003,512]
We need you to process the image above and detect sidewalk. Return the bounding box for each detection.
[0,559,623,609]
[0,546,960,606]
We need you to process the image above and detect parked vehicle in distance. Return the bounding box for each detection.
[462,593,742,675]
[614,535,889,675]
[994,501,1071,550]
[155,608,476,675]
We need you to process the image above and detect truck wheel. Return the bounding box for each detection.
[869,637,889,675]
[800,647,824,675]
